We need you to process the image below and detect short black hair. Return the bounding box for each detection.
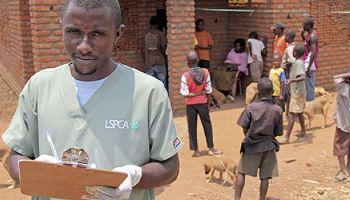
[293,44,306,58]
[234,38,246,51]
[258,77,274,96]
[62,0,122,26]
[285,29,296,40]
[150,16,159,26]
[304,18,314,28]
[249,31,259,39]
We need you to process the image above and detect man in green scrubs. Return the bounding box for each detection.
[2,0,182,199]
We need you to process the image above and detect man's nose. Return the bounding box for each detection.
[77,35,93,55]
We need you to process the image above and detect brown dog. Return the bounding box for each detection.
[203,156,237,186]
[304,93,332,129]
[315,87,329,97]
[245,83,258,105]
[0,148,19,189]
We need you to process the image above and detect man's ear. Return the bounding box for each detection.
[114,24,126,50]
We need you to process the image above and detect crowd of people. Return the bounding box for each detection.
[181,17,350,200]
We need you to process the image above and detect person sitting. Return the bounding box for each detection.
[225,38,249,99]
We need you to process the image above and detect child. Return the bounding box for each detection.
[180,51,222,157]
[332,70,350,181]
[235,78,283,200]
[280,44,307,144]
[269,54,286,112]
[282,30,297,118]
[247,31,266,82]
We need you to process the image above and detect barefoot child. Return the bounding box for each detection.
[333,71,350,181]
[235,78,283,200]
[280,44,307,144]
[180,51,222,157]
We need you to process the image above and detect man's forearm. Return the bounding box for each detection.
[136,154,179,189]
[8,150,31,182]
[290,75,305,83]
[334,72,350,79]
[183,91,206,97]
[307,53,315,71]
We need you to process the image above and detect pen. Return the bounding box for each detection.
[45,132,60,162]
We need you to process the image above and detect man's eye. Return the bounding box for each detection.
[67,30,80,35]
[93,32,106,37]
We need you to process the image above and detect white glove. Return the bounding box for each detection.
[83,165,142,200]
[35,155,59,164]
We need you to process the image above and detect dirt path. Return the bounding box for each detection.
[0,74,350,199]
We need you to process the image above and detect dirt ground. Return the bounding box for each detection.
[1,74,350,200]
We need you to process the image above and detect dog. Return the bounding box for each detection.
[203,156,237,186]
[0,148,19,189]
[304,93,332,129]
[245,83,258,105]
[315,87,329,97]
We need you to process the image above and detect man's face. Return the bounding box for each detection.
[197,21,204,32]
[303,23,309,32]
[273,28,282,36]
[285,34,293,43]
[61,3,117,76]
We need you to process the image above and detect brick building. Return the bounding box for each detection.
[1,0,349,114]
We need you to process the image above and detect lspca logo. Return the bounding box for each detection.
[105,120,141,131]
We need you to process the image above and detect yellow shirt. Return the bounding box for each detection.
[269,67,286,96]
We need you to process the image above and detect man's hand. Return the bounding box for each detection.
[279,95,284,100]
[285,79,291,85]
[300,28,306,40]
[83,165,142,200]
[307,69,312,77]
[35,155,59,164]
[252,54,258,61]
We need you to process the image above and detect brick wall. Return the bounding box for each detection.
[195,0,229,69]
[227,2,273,76]
[0,0,33,93]
[167,0,195,113]
[227,0,350,89]
[28,0,165,73]
[1,0,350,113]
[310,0,350,89]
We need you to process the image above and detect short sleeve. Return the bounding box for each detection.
[180,75,189,96]
[194,37,198,46]
[206,72,212,94]
[2,81,38,158]
[279,71,286,83]
[148,86,183,161]
[159,32,167,51]
[207,32,213,46]
[260,41,265,51]
[237,107,251,130]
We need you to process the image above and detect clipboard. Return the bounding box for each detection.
[19,160,127,200]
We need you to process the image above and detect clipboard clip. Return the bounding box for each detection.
[61,147,89,168]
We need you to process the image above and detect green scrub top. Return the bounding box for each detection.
[2,63,183,200]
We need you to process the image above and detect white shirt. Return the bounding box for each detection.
[73,77,108,106]
[180,73,212,96]
[247,38,265,63]
[304,53,317,71]
[282,42,296,67]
